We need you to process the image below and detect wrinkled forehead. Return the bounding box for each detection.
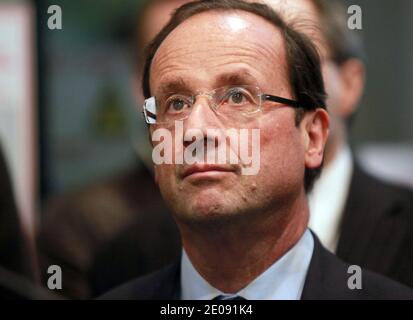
[150,10,289,93]
[153,10,286,65]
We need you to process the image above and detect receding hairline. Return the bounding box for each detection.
[149,8,289,92]
[153,8,287,54]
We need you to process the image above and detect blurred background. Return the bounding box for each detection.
[0,0,412,299]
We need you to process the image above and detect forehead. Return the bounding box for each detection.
[150,10,290,94]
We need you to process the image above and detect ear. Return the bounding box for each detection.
[302,109,330,169]
[336,58,365,118]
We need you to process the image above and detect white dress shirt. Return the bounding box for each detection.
[308,144,353,253]
[180,229,314,300]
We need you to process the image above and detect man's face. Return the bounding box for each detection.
[149,11,318,224]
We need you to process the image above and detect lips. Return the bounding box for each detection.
[181,164,237,179]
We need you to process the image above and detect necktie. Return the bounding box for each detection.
[212,294,247,300]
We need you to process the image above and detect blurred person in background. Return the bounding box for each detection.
[37,0,190,299]
[258,0,413,288]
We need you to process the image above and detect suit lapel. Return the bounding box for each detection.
[132,259,181,300]
[301,232,354,299]
[154,259,181,299]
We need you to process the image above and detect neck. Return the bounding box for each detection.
[179,193,309,293]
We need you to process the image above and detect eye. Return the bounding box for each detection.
[223,88,251,106]
[165,96,190,113]
[229,91,246,104]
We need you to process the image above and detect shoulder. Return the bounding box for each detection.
[303,233,413,300]
[359,268,413,299]
[329,245,413,299]
[98,262,180,300]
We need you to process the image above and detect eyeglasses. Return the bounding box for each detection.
[142,85,300,125]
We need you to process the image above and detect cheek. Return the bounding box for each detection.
[258,114,305,188]
[154,164,178,198]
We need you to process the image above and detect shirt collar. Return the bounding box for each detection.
[180,229,314,300]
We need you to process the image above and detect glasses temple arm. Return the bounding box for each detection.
[262,94,300,108]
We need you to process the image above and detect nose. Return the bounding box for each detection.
[185,94,216,126]
[183,95,225,149]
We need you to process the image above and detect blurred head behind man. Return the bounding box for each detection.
[255,0,365,165]
[134,0,192,72]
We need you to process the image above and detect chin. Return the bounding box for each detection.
[192,197,224,217]
[178,195,237,224]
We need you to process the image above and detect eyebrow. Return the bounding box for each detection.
[215,69,259,87]
[157,77,190,96]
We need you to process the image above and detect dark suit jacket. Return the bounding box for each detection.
[99,233,413,300]
[337,162,413,288]
[38,162,181,299]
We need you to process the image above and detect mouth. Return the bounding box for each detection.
[181,164,237,180]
